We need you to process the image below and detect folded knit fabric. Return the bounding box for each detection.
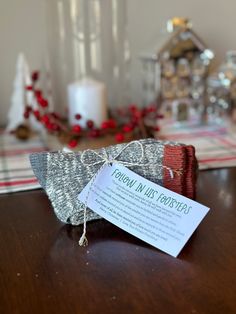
[30,138,198,226]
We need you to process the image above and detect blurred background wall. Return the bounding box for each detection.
[0,0,236,125]
[0,0,47,125]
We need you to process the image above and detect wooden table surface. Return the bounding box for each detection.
[0,168,236,314]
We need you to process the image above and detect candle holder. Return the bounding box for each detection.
[46,0,131,115]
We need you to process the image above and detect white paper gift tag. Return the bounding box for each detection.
[78,163,210,257]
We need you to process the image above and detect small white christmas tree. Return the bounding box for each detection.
[6,53,44,132]
[6,53,26,131]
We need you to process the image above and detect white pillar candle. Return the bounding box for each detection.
[68,78,108,128]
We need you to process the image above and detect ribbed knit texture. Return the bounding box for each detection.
[30,138,197,226]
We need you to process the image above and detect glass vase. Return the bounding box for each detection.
[46,0,131,115]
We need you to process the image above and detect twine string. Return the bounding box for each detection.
[78,140,179,246]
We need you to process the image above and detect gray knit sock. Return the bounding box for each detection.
[30,139,177,226]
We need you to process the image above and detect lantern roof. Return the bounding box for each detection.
[140,18,214,63]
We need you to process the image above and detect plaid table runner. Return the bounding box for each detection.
[159,125,236,170]
[0,131,47,194]
[1,124,236,194]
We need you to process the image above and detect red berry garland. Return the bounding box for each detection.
[20,70,162,149]
[101,121,109,129]
[122,124,133,133]
[72,124,82,134]
[24,111,30,119]
[115,133,125,142]
[41,114,50,124]
[68,139,78,148]
[31,71,39,82]
[75,113,82,120]
[86,120,94,129]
